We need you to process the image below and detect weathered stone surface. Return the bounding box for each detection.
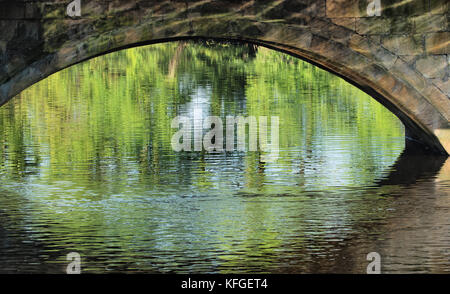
[413,14,447,33]
[415,55,448,79]
[368,34,381,44]
[331,18,355,30]
[430,0,449,15]
[425,32,450,54]
[434,129,450,158]
[0,0,448,155]
[390,17,412,34]
[400,55,419,65]
[432,78,450,96]
[392,58,428,94]
[356,18,390,34]
[326,0,364,18]
[383,0,429,17]
[0,20,19,41]
[371,46,398,69]
[24,2,41,20]
[382,35,424,55]
[41,3,66,20]
[349,34,371,56]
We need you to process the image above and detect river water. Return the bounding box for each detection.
[0,41,448,273]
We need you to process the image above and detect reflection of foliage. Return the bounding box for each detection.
[0,41,403,189]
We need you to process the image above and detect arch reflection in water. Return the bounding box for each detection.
[0,41,448,273]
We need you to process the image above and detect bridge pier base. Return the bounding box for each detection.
[434,129,450,156]
[405,128,449,155]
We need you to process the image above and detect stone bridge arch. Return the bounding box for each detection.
[0,0,449,154]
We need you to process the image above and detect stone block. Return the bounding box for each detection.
[369,35,381,44]
[326,0,364,18]
[425,32,450,54]
[360,63,387,82]
[383,0,429,17]
[349,33,397,69]
[430,0,448,15]
[349,34,371,55]
[0,20,19,41]
[391,58,428,93]
[41,3,66,19]
[310,18,331,38]
[328,22,353,44]
[432,78,450,97]
[304,1,326,17]
[25,2,42,19]
[415,55,448,79]
[356,18,390,34]
[399,55,418,65]
[372,46,398,69]
[16,21,41,42]
[413,14,446,33]
[434,129,450,156]
[262,0,309,19]
[390,17,412,34]
[382,34,424,55]
[331,18,356,31]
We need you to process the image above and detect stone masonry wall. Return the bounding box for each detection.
[0,0,448,96]
[327,0,449,97]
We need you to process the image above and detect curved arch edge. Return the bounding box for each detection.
[0,34,448,156]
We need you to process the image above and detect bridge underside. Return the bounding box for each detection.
[0,0,449,155]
